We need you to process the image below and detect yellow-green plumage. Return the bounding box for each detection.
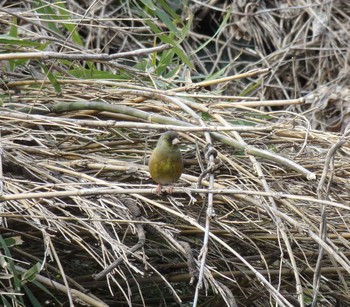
[149,131,183,194]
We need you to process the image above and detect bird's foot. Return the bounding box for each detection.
[167,185,175,194]
[155,184,175,195]
[156,184,163,195]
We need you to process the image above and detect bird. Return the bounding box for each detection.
[148,131,183,194]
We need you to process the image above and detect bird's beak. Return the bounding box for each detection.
[172,137,180,145]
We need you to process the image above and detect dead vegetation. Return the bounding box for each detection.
[0,1,350,306]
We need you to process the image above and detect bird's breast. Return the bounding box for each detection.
[149,149,183,185]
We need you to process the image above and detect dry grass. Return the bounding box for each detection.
[0,1,350,306]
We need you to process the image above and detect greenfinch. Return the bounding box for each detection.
[148,131,183,194]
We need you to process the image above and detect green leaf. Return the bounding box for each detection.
[193,9,231,54]
[55,0,83,46]
[180,11,193,40]
[1,295,12,307]
[240,79,262,96]
[154,6,180,36]
[23,285,42,306]
[156,0,182,21]
[156,49,176,75]
[33,0,61,34]
[144,21,193,70]
[230,119,256,126]
[31,279,60,303]
[9,17,18,37]
[139,2,193,72]
[139,0,157,11]
[164,64,182,79]
[205,64,230,81]
[0,236,24,303]
[134,59,148,71]
[200,112,211,121]
[68,68,129,80]
[40,64,62,94]
[0,35,44,48]
[3,236,23,248]
[22,262,41,283]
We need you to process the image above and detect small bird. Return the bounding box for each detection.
[148,131,183,194]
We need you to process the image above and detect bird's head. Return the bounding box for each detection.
[157,131,180,148]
